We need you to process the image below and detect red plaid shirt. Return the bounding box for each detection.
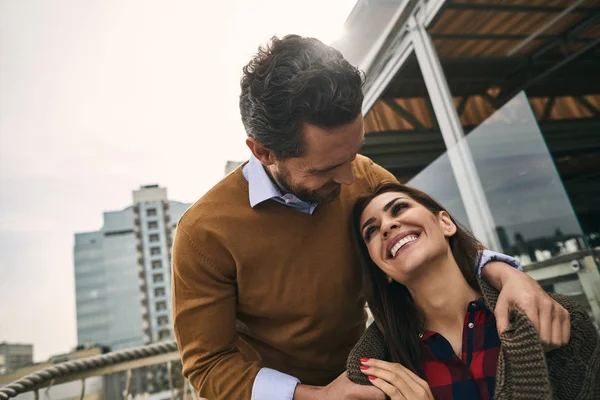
[419,299,500,400]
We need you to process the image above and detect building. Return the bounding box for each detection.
[131,185,191,344]
[0,343,33,375]
[74,185,191,395]
[74,185,190,350]
[333,0,600,323]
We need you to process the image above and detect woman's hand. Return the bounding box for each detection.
[359,358,434,400]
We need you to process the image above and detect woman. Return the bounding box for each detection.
[346,181,599,399]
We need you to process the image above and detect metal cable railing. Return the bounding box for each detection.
[0,340,179,399]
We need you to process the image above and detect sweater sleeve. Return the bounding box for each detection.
[546,293,600,399]
[172,225,262,399]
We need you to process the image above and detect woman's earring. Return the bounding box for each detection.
[386,275,393,283]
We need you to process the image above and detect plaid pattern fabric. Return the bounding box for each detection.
[420,299,500,400]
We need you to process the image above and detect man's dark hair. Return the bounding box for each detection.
[240,35,364,159]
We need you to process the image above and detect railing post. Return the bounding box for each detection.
[78,378,86,400]
[167,361,175,400]
[44,379,53,400]
[578,256,600,323]
[122,369,132,400]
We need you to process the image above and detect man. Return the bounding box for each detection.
[172,35,570,400]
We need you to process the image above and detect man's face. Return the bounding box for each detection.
[270,114,365,204]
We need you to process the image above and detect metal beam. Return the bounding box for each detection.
[446,3,599,14]
[457,96,469,117]
[542,96,556,121]
[383,99,427,130]
[531,13,600,61]
[575,95,600,116]
[502,12,600,83]
[359,1,418,76]
[526,263,578,282]
[482,93,497,109]
[498,36,600,107]
[363,36,415,113]
[410,16,502,251]
[507,0,590,56]
[578,256,600,323]
[361,0,420,95]
[432,33,594,42]
[424,95,439,128]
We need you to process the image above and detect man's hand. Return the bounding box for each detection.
[293,372,385,400]
[484,261,571,351]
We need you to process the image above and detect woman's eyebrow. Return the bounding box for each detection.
[361,217,375,233]
[361,196,407,233]
[383,197,404,212]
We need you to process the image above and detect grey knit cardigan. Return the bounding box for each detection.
[347,279,600,399]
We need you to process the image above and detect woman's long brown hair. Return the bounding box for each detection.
[352,181,485,377]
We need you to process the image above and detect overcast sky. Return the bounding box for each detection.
[0,0,356,362]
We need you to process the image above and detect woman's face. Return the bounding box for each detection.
[359,191,456,284]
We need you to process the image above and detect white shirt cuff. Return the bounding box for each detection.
[477,249,523,278]
[251,367,300,400]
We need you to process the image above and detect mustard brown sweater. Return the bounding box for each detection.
[172,155,395,399]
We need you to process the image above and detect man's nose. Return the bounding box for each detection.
[333,164,355,186]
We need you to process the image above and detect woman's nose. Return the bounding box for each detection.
[382,223,399,238]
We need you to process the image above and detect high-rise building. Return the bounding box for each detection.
[74,185,191,351]
[0,342,33,374]
[131,185,190,344]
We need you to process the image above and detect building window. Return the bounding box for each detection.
[152,274,164,283]
[149,233,159,242]
[154,287,165,297]
[151,260,162,269]
[147,208,157,217]
[157,316,169,326]
[158,329,171,340]
[150,247,161,255]
[156,301,167,311]
[148,221,158,230]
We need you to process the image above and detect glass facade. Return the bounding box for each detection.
[410,92,587,263]
[74,210,145,351]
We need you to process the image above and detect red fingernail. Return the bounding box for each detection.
[360,365,368,370]
[360,357,369,362]
[369,375,376,380]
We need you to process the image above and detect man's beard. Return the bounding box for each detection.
[273,166,341,204]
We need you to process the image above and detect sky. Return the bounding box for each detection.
[0,0,357,362]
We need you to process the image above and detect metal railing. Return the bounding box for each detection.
[0,341,194,400]
[524,251,600,324]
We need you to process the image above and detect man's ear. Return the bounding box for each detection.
[246,137,276,166]
[438,211,457,237]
